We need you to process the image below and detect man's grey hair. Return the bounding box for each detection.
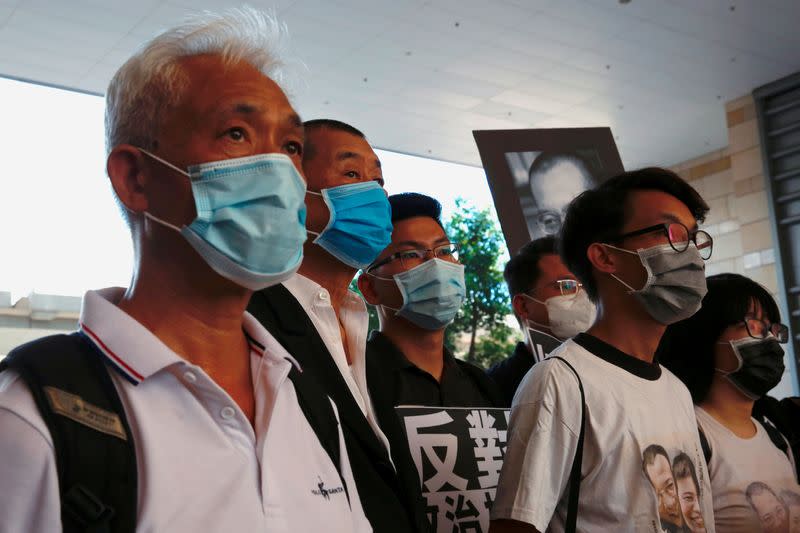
[105,7,294,155]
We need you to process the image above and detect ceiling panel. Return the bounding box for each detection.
[0,0,797,171]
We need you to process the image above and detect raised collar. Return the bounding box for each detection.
[283,273,366,312]
[573,332,661,381]
[79,287,299,386]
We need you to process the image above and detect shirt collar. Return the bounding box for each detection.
[79,288,299,386]
[368,331,454,373]
[572,332,662,380]
[283,273,366,312]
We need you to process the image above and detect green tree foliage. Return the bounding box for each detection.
[445,198,517,368]
[471,322,519,369]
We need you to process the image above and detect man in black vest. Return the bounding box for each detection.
[248,119,428,533]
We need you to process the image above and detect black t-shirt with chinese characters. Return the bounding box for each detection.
[365,331,501,408]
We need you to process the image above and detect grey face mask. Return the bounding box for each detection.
[606,242,708,325]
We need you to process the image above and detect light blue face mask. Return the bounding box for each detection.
[371,258,466,330]
[139,149,307,290]
[306,180,393,269]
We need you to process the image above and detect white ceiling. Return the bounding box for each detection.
[1,0,798,169]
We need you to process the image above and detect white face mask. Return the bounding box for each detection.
[523,290,596,340]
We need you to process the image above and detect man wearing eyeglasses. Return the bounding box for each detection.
[491,168,718,533]
[488,236,596,407]
[359,193,502,411]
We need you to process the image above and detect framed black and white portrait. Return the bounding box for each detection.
[473,128,624,255]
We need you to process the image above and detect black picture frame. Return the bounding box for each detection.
[473,127,624,255]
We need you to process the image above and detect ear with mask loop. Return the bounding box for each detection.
[600,242,707,325]
[303,181,392,270]
[600,243,656,293]
[133,148,308,291]
[714,336,785,399]
[520,292,596,341]
[366,259,466,331]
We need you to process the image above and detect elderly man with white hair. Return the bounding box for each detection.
[0,8,370,533]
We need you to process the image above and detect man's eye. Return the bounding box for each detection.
[285,141,302,155]
[345,171,359,178]
[399,251,422,260]
[226,127,246,141]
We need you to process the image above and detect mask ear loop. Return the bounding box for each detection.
[363,270,404,314]
[136,148,193,232]
[520,293,551,331]
[714,339,744,375]
[304,189,334,243]
[600,243,652,293]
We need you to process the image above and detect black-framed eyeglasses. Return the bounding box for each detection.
[742,316,789,343]
[610,222,713,260]
[367,242,460,272]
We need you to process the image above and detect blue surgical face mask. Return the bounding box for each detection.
[306,181,392,269]
[371,258,466,330]
[139,149,307,290]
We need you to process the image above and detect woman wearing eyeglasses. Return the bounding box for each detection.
[659,273,799,533]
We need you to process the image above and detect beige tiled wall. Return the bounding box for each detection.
[671,96,798,398]
[670,94,777,295]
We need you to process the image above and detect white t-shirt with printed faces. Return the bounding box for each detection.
[491,334,716,533]
[695,406,800,533]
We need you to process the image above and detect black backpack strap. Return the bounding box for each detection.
[549,356,585,533]
[0,332,137,533]
[286,363,350,505]
[760,418,790,456]
[698,426,712,465]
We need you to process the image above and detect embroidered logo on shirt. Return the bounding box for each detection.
[311,477,344,500]
[44,386,127,441]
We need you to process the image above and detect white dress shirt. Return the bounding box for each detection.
[0,288,371,533]
[283,274,392,455]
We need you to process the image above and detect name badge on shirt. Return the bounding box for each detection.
[44,386,128,441]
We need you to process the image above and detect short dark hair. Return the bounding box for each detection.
[303,119,365,162]
[559,167,709,301]
[503,236,558,297]
[780,489,800,507]
[658,273,781,404]
[746,481,783,509]
[672,452,700,493]
[642,444,670,482]
[388,193,443,228]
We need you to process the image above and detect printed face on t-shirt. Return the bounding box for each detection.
[645,454,683,528]
[750,488,789,533]
[788,502,800,533]
[676,475,706,532]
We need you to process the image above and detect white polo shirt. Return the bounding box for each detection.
[0,288,371,533]
[283,274,392,454]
